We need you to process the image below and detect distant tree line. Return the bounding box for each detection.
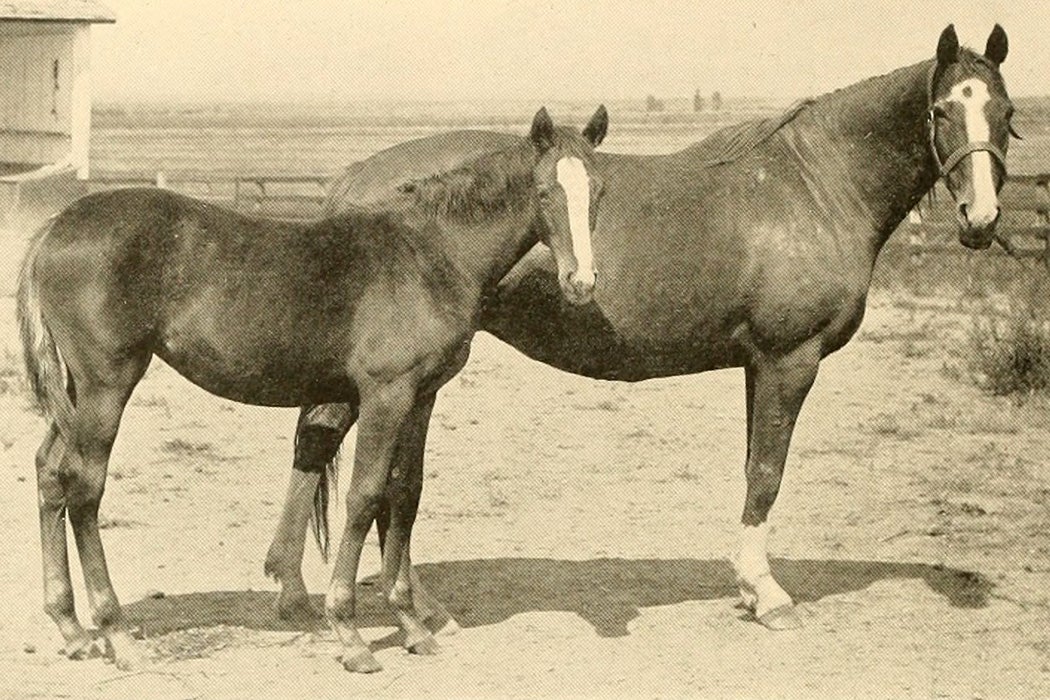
[643,90,724,113]
[694,89,722,112]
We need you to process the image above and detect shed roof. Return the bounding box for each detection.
[0,0,115,23]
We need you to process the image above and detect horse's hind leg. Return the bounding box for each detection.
[36,423,97,659]
[266,403,357,620]
[326,376,415,673]
[378,392,443,654]
[63,362,148,669]
[733,339,819,631]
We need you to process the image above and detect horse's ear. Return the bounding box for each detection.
[936,24,959,65]
[985,24,1008,65]
[582,105,609,147]
[530,107,555,153]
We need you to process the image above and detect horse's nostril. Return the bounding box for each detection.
[958,202,970,222]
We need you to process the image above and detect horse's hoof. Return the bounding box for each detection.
[107,631,150,671]
[406,633,441,656]
[64,636,102,661]
[113,651,146,672]
[341,649,383,673]
[757,604,803,631]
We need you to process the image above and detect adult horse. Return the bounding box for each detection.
[271,25,1014,635]
[17,107,609,673]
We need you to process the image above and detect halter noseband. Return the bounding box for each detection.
[925,63,1007,180]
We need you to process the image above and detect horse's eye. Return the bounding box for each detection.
[932,105,949,120]
[537,188,550,201]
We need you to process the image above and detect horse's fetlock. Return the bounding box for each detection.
[325,585,355,621]
[91,596,123,630]
[43,591,75,622]
[387,580,414,611]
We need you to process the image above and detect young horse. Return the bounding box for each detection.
[279,25,1015,638]
[17,106,608,672]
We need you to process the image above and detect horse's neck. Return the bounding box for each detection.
[789,60,938,252]
[440,205,539,295]
[419,143,541,295]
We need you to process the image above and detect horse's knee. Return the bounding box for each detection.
[345,484,385,531]
[64,467,106,514]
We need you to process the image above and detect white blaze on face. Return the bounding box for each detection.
[945,78,998,226]
[555,156,595,286]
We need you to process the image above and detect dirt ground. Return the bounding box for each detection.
[0,291,1048,700]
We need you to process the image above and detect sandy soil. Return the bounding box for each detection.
[0,291,1048,699]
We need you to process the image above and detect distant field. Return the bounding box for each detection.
[88,99,776,179]
[88,95,1050,180]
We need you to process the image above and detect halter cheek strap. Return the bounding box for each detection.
[927,110,1008,178]
[925,64,1008,180]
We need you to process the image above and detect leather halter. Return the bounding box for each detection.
[925,63,1007,180]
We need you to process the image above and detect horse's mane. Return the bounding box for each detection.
[683,99,815,167]
[800,48,1002,125]
[398,137,538,224]
[685,47,1001,170]
[399,125,594,224]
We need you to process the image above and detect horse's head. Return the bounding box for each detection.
[928,24,1015,250]
[528,105,608,306]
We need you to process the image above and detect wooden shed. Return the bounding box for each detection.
[1,0,113,292]
[1,0,114,226]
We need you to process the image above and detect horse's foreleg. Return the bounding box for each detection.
[36,423,96,659]
[326,377,415,673]
[266,403,357,621]
[733,339,820,630]
[378,392,445,654]
[64,379,144,669]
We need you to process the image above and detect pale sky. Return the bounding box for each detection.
[89,1,1048,103]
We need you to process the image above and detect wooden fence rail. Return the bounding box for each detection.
[87,171,329,219]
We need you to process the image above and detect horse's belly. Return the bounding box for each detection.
[482,267,741,381]
[155,342,354,407]
[155,314,354,407]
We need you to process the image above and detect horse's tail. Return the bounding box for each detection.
[16,215,74,436]
[310,455,337,562]
[295,411,342,563]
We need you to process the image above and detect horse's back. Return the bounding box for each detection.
[327,130,521,213]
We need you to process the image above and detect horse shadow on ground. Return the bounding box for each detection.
[125,558,991,640]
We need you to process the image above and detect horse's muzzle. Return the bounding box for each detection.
[560,269,596,306]
[956,202,1000,250]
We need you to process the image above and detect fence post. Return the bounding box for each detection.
[1042,179,1050,271]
